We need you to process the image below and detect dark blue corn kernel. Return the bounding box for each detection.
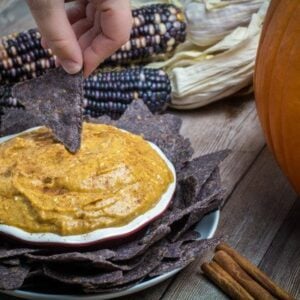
[169,27,177,37]
[7,40,16,48]
[131,39,137,48]
[144,14,151,23]
[39,49,47,57]
[19,44,26,53]
[132,10,138,17]
[132,28,139,37]
[28,28,37,36]
[112,92,117,100]
[181,23,187,31]
[132,48,140,58]
[6,47,15,57]
[178,34,186,43]
[139,25,147,36]
[153,45,162,53]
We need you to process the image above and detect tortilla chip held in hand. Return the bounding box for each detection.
[12,68,84,153]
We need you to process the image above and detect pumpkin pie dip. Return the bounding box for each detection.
[0,124,173,235]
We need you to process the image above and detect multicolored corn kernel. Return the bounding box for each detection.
[0,67,172,119]
[106,4,186,65]
[0,4,186,85]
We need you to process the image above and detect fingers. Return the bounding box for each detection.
[76,2,97,47]
[83,0,132,76]
[78,26,98,52]
[72,19,93,40]
[66,0,87,24]
[27,0,133,76]
[83,32,120,77]
[27,0,83,74]
[67,0,93,40]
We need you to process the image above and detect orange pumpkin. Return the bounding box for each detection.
[254,0,300,193]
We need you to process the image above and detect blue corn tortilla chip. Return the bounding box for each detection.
[148,189,223,230]
[26,252,142,272]
[12,68,84,153]
[106,246,166,288]
[198,168,222,201]
[0,108,41,136]
[179,150,230,205]
[1,258,21,266]
[25,249,115,265]
[0,264,30,290]
[83,279,144,294]
[161,231,200,259]
[43,266,123,290]
[149,238,220,278]
[99,100,194,169]
[170,170,223,242]
[112,225,171,261]
[0,246,38,260]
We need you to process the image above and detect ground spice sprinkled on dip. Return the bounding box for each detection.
[0,123,174,235]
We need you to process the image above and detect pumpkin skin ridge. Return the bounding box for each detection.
[259,0,280,43]
[268,2,299,153]
[255,1,297,157]
[255,0,300,194]
[269,7,300,181]
[254,0,280,141]
[275,7,300,187]
[255,1,297,160]
[281,21,300,193]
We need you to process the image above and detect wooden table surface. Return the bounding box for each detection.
[1,2,300,299]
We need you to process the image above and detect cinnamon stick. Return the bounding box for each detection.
[216,243,295,300]
[201,261,255,300]
[213,250,274,300]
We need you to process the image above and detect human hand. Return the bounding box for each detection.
[27,0,132,77]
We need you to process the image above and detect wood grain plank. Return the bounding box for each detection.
[161,148,297,300]
[258,200,300,299]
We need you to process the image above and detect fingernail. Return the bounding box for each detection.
[61,60,82,74]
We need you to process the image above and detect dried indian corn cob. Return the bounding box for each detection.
[0,67,172,119]
[0,29,55,85]
[0,4,186,85]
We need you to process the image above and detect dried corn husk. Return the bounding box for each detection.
[169,1,269,109]
[186,0,264,47]
[131,0,269,109]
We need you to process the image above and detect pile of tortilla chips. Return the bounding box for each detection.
[0,100,228,295]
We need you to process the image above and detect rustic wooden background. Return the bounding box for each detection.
[0,1,299,299]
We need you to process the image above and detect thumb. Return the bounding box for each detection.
[27,0,83,74]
